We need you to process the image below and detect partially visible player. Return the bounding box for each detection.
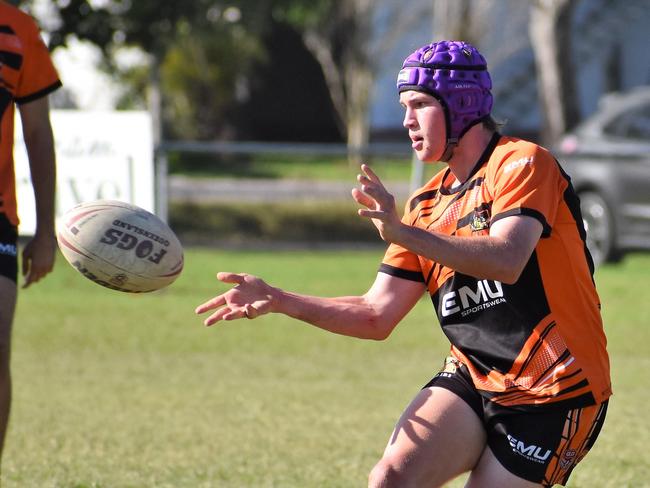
[196,40,611,487]
[0,0,61,470]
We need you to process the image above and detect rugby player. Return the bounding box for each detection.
[0,0,60,471]
[196,40,611,487]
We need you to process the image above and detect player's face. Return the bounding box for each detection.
[400,91,446,162]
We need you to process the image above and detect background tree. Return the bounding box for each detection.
[15,0,589,151]
[17,0,269,142]
[430,0,578,147]
[528,0,579,146]
[22,0,431,153]
[275,0,430,154]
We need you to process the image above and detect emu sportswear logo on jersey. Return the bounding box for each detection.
[441,280,505,317]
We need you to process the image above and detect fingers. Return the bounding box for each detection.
[195,294,227,314]
[21,260,54,289]
[358,208,384,220]
[217,272,246,284]
[201,303,257,327]
[196,272,263,327]
[22,261,34,289]
[353,164,396,216]
[22,271,38,289]
[203,307,239,326]
[356,164,388,199]
[244,303,259,319]
[360,163,380,182]
[194,272,274,326]
[21,254,29,278]
[351,187,375,208]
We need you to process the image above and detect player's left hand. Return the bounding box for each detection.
[352,164,403,243]
[195,272,277,326]
[21,231,57,288]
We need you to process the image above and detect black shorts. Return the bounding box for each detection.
[424,357,608,487]
[0,214,18,283]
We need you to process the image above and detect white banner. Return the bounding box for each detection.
[14,110,154,235]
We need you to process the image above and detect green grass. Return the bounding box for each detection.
[168,151,444,182]
[5,249,650,487]
[169,201,380,246]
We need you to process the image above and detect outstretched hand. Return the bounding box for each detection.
[352,164,403,243]
[195,272,277,326]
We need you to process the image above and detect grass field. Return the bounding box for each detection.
[168,152,444,183]
[5,248,650,487]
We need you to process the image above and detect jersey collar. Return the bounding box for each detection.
[439,132,501,195]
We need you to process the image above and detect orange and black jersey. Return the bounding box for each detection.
[381,134,612,410]
[0,1,61,226]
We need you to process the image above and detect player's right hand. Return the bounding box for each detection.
[194,272,277,326]
[352,164,402,243]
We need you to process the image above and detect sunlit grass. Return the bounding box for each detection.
[5,249,649,486]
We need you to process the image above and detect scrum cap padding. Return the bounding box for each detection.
[397,40,493,143]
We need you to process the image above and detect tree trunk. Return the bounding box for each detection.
[302,30,348,138]
[529,0,578,146]
[346,65,372,163]
[432,0,472,40]
[148,56,167,220]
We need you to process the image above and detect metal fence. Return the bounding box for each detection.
[155,141,419,222]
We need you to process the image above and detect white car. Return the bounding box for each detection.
[557,86,650,266]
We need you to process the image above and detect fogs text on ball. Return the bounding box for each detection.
[57,200,184,293]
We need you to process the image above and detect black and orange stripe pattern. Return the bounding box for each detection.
[542,401,608,486]
[381,134,612,409]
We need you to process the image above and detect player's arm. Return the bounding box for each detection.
[195,272,425,340]
[18,96,57,287]
[382,217,541,284]
[353,164,542,284]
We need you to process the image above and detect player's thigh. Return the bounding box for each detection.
[0,215,18,346]
[466,446,542,488]
[0,276,17,347]
[373,386,486,487]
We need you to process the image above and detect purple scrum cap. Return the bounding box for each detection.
[397,40,493,161]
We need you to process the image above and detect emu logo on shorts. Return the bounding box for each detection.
[0,242,17,257]
[507,434,551,463]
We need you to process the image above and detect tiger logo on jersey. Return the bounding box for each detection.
[470,209,490,232]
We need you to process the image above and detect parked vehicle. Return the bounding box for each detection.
[556,86,650,266]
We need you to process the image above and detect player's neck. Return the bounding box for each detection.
[446,125,495,184]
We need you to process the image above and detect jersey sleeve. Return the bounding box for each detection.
[379,201,425,282]
[488,144,565,237]
[14,16,61,104]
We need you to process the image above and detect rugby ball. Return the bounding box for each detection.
[57,200,184,293]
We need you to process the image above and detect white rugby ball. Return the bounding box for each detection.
[57,200,184,293]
